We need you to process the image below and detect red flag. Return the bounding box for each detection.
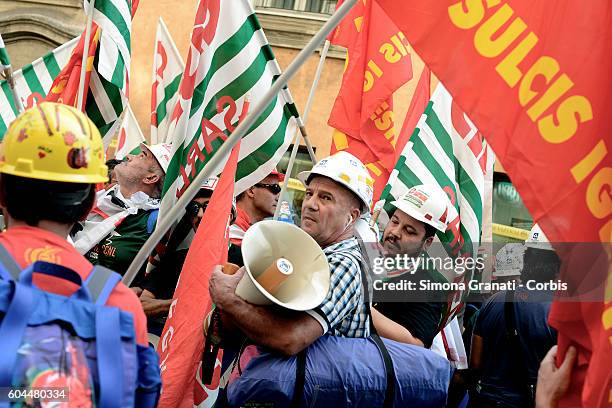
[157,141,241,408]
[328,0,412,201]
[45,26,100,110]
[375,1,612,405]
[395,66,430,161]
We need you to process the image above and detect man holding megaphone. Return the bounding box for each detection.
[209,151,374,355]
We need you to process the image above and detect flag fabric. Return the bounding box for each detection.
[0,34,11,70]
[159,0,299,223]
[375,2,611,405]
[0,37,78,138]
[157,140,241,408]
[113,104,145,159]
[327,0,413,200]
[374,0,610,248]
[82,0,138,143]
[379,84,492,320]
[548,300,612,408]
[151,17,184,144]
[45,27,100,111]
[85,0,133,90]
[395,66,430,162]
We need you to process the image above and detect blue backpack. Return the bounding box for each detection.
[0,244,161,408]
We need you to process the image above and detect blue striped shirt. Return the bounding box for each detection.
[306,237,370,338]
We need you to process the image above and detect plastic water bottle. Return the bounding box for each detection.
[277,200,294,224]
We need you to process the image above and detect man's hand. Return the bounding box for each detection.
[139,289,172,317]
[536,345,577,408]
[209,265,246,309]
[131,286,143,296]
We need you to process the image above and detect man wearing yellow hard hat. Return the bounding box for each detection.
[0,102,148,346]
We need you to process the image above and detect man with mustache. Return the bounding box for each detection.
[372,185,451,348]
[209,152,374,355]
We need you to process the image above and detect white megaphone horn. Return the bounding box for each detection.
[235,220,330,311]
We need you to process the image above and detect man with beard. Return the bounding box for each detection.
[372,185,451,348]
[209,152,374,355]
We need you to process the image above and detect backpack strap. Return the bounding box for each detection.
[0,281,36,390]
[355,237,396,408]
[85,265,122,305]
[504,290,536,406]
[96,306,124,408]
[290,348,307,408]
[0,242,21,281]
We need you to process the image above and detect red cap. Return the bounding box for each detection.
[269,168,285,182]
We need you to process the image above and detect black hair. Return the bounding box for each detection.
[423,223,437,240]
[0,174,95,226]
[388,208,438,240]
[105,158,123,171]
[521,247,561,283]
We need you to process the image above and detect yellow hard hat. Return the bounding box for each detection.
[0,102,107,183]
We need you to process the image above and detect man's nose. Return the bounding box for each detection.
[302,195,317,211]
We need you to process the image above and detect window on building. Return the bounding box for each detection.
[253,0,337,14]
[276,144,314,178]
[492,172,533,242]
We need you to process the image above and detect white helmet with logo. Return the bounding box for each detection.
[525,224,554,251]
[390,185,451,232]
[141,143,172,174]
[298,151,374,213]
[493,243,525,277]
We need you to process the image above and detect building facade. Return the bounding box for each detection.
[0,0,532,240]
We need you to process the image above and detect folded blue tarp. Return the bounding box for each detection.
[227,335,453,407]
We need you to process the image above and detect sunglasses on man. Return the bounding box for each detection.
[254,183,281,194]
[186,201,208,217]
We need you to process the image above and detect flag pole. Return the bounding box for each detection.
[300,38,331,162]
[0,34,25,113]
[123,0,358,285]
[76,0,95,111]
[274,39,331,220]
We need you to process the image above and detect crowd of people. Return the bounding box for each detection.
[0,102,579,406]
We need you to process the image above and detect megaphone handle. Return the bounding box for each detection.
[201,309,222,385]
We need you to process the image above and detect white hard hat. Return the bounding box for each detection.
[297,151,374,213]
[525,224,554,251]
[141,143,172,174]
[200,176,219,191]
[494,243,525,277]
[390,185,451,232]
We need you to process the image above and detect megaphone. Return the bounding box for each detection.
[236,220,330,311]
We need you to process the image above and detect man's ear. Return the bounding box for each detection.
[245,186,256,199]
[349,208,361,224]
[423,236,434,250]
[143,173,161,185]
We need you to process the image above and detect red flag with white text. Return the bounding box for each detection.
[157,140,241,408]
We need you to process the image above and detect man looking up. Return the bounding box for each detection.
[72,143,172,278]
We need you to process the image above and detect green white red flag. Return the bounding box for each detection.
[380,83,494,322]
[151,17,184,144]
[0,37,78,138]
[158,0,299,224]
